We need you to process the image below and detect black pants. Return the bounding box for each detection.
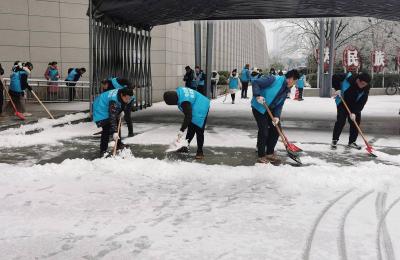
[332,104,361,144]
[67,82,76,101]
[241,82,249,98]
[124,106,133,135]
[252,108,279,157]
[211,82,216,99]
[298,88,303,99]
[231,93,235,102]
[185,116,208,153]
[98,121,121,153]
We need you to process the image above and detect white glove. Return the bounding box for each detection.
[113,133,119,141]
[256,96,265,104]
[119,111,125,118]
[334,90,341,97]
[272,117,280,126]
[350,113,356,121]
[177,130,184,141]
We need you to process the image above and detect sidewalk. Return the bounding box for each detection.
[0,102,89,130]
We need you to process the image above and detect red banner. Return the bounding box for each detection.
[343,46,361,72]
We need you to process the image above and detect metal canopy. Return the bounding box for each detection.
[91,0,400,30]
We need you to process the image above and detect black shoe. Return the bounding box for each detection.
[348,142,361,150]
[128,132,135,137]
[331,140,338,150]
[99,150,107,158]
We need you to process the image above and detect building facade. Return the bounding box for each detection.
[0,0,268,102]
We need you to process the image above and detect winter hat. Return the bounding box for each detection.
[163,91,178,105]
[252,68,259,74]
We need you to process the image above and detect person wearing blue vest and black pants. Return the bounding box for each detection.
[93,88,135,157]
[100,77,135,137]
[6,62,34,116]
[296,73,305,101]
[163,87,210,160]
[240,64,250,99]
[227,69,241,104]
[65,67,86,101]
[252,69,299,164]
[331,72,371,150]
[194,66,206,96]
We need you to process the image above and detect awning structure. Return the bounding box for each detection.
[91,0,400,30]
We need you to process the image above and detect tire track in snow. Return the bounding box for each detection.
[338,190,374,260]
[377,196,400,260]
[375,192,395,260]
[302,189,354,260]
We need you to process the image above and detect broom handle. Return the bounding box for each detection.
[31,90,55,119]
[112,115,123,156]
[339,95,369,145]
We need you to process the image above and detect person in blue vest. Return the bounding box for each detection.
[240,64,250,99]
[44,61,60,100]
[93,87,135,157]
[250,68,261,86]
[6,62,34,116]
[100,77,134,137]
[227,69,241,104]
[296,73,305,101]
[194,66,206,96]
[251,69,300,164]
[163,87,211,160]
[331,72,371,150]
[65,67,86,101]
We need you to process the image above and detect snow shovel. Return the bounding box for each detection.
[31,90,55,119]
[112,114,123,156]
[2,82,25,120]
[339,96,377,157]
[280,127,303,153]
[262,101,302,165]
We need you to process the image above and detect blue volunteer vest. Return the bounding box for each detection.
[229,77,239,89]
[177,87,210,128]
[297,75,305,88]
[240,68,249,82]
[93,89,122,122]
[66,68,78,81]
[335,73,364,106]
[110,77,125,89]
[251,75,286,114]
[48,68,58,81]
[10,70,28,93]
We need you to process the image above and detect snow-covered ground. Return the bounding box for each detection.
[0,94,399,259]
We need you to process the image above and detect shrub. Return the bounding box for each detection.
[217,71,230,85]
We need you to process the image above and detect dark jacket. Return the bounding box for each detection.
[183,69,194,88]
[332,73,369,113]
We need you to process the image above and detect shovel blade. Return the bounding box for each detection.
[287,142,303,153]
[286,148,302,165]
[366,146,377,157]
[15,111,25,120]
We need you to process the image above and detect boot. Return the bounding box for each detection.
[265,153,282,166]
[195,151,204,160]
[256,156,270,164]
[331,140,338,150]
[348,142,361,150]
